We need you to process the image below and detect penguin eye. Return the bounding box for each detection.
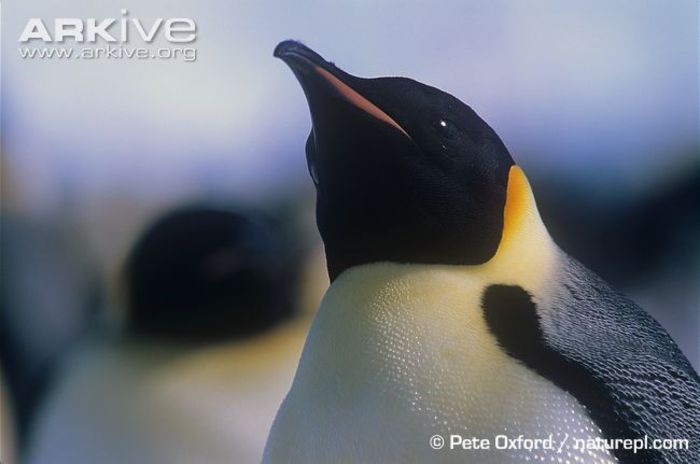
[437,119,460,141]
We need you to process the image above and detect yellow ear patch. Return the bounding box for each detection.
[314,66,411,139]
[483,164,554,284]
[498,165,531,253]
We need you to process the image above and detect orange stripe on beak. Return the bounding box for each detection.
[315,66,411,139]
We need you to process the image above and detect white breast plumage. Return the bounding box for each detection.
[264,169,617,464]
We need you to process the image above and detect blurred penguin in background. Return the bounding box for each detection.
[125,206,298,340]
[0,213,99,460]
[27,205,316,464]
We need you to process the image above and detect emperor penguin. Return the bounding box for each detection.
[27,206,306,464]
[264,41,700,464]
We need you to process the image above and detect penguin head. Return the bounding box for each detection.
[275,41,514,281]
[124,206,299,341]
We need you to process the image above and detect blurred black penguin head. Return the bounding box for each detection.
[124,205,300,341]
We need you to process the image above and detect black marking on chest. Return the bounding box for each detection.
[481,284,662,463]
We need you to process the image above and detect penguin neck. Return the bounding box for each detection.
[311,166,558,355]
[324,165,557,290]
[479,165,558,285]
[293,201,560,421]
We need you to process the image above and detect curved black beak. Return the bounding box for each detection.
[274,40,410,139]
[273,40,336,75]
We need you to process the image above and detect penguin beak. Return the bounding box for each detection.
[274,40,410,139]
